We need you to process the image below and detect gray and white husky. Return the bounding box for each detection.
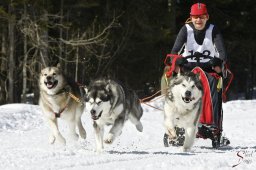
[39,65,86,145]
[84,78,143,152]
[164,72,203,152]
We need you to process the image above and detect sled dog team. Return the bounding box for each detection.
[39,65,203,152]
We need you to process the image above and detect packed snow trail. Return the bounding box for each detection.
[0,101,255,170]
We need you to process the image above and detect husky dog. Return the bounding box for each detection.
[39,65,86,145]
[84,78,143,152]
[164,72,203,151]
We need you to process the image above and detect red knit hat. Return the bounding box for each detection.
[190,3,208,16]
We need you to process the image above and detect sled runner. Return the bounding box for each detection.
[162,54,233,148]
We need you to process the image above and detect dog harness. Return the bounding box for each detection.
[53,92,84,118]
[54,105,68,118]
[42,86,82,118]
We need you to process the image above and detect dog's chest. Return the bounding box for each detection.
[175,114,192,127]
[173,107,199,127]
[97,111,118,126]
[45,93,68,112]
[104,115,116,124]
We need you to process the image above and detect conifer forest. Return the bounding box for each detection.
[0,0,255,104]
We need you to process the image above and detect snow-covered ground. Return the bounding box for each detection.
[0,99,255,170]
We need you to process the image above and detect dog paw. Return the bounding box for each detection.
[56,134,66,146]
[167,128,177,139]
[104,139,113,144]
[80,131,86,139]
[182,147,191,152]
[136,122,143,132]
[48,135,56,144]
[104,133,114,144]
[79,129,87,139]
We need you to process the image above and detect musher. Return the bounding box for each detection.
[162,2,230,148]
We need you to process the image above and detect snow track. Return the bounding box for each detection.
[0,101,255,170]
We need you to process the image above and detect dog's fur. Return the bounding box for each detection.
[84,78,143,152]
[39,65,86,145]
[164,72,203,151]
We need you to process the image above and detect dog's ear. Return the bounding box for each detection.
[83,86,88,94]
[56,63,62,69]
[105,80,111,92]
[83,86,90,102]
[195,73,201,81]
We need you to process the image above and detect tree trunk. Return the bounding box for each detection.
[59,0,64,68]
[22,3,28,103]
[8,2,16,103]
[40,10,49,67]
[0,29,7,104]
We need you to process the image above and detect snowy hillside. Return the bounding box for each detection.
[0,100,255,170]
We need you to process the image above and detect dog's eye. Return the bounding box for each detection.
[44,74,47,76]
[97,101,102,105]
[191,85,195,88]
[52,73,56,76]
[182,84,186,87]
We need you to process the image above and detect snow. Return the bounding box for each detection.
[0,100,255,170]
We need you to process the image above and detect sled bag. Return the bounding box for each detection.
[192,67,221,127]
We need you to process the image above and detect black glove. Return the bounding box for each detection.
[209,57,222,67]
[175,57,188,66]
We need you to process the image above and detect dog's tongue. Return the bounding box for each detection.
[47,82,54,88]
[91,115,97,120]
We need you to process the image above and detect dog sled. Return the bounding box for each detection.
[162,54,233,149]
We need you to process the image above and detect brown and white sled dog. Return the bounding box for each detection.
[164,72,203,151]
[84,78,143,152]
[39,65,86,145]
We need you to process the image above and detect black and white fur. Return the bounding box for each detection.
[84,78,143,152]
[164,72,203,152]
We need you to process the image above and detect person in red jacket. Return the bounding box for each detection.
[162,3,230,148]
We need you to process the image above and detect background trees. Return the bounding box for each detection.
[0,0,255,104]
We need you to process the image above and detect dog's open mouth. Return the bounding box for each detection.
[182,96,194,103]
[44,80,58,89]
[91,111,103,120]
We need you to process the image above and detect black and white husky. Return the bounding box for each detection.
[84,78,143,152]
[164,72,203,152]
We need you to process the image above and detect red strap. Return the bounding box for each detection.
[164,54,182,78]
[222,68,234,102]
[209,72,221,79]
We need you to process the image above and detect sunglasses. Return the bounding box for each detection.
[191,15,208,19]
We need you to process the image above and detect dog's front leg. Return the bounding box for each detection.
[67,119,79,141]
[182,125,197,152]
[93,121,104,152]
[47,118,66,145]
[164,116,177,140]
[105,116,124,144]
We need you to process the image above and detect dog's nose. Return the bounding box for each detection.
[90,109,96,115]
[46,76,52,80]
[185,91,191,97]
